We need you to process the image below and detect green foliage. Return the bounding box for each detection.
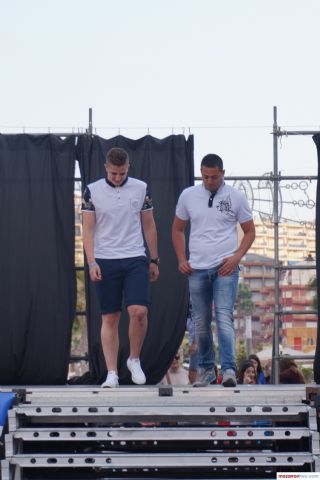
[308,276,317,310]
[301,366,313,383]
[181,334,190,360]
[76,270,86,311]
[237,282,254,315]
[236,339,247,367]
[71,270,87,354]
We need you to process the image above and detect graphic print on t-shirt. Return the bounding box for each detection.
[216,194,234,216]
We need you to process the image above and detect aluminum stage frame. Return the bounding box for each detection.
[1,384,320,479]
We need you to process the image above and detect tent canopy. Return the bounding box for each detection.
[256,346,315,361]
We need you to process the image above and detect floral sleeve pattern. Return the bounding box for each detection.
[81,186,95,211]
[141,185,153,211]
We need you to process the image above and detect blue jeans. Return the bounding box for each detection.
[188,265,239,374]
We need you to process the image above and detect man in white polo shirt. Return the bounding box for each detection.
[172,154,255,387]
[82,147,159,388]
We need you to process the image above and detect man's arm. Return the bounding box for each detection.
[172,215,193,275]
[219,219,255,276]
[82,211,101,282]
[237,219,256,258]
[141,210,159,282]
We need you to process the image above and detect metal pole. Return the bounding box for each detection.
[272,106,280,384]
[245,315,252,356]
[88,108,93,135]
[195,175,318,181]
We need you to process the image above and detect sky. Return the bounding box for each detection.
[1,0,319,221]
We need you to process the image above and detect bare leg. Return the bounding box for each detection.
[101,312,121,372]
[127,305,148,358]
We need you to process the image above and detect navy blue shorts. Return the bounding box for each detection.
[94,256,150,314]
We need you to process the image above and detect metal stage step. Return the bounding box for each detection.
[1,384,320,479]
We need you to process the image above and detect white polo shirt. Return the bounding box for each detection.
[176,182,252,269]
[82,177,153,259]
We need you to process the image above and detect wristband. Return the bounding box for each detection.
[88,261,98,269]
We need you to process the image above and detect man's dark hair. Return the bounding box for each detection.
[201,154,223,170]
[105,147,129,166]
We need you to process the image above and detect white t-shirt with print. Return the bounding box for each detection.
[82,177,152,259]
[176,183,252,269]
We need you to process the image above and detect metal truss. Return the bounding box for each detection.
[1,385,320,479]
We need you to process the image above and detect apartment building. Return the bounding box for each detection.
[250,219,315,262]
[281,265,317,352]
[239,247,316,353]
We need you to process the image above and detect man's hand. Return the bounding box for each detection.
[89,263,102,282]
[149,263,159,282]
[178,260,193,275]
[218,255,240,276]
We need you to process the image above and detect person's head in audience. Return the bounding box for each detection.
[263,359,272,384]
[170,349,183,372]
[279,357,306,384]
[238,360,258,385]
[248,354,263,375]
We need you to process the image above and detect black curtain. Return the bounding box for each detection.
[77,134,194,384]
[313,133,320,383]
[0,134,76,385]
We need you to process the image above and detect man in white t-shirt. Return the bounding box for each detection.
[172,154,255,387]
[82,147,159,388]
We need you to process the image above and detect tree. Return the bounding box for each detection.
[308,276,317,310]
[236,339,247,366]
[237,283,254,315]
[72,270,87,355]
[236,282,254,356]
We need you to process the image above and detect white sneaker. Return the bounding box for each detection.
[101,371,119,388]
[127,358,146,385]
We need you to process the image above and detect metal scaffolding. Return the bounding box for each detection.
[1,106,318,383]
[76,106,320,383]
[193,106,318,383]
[271,106,318,382]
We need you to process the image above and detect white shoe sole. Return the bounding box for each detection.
[101,377,119,388]
[127,360,146,385]
[131,376,146,385]
[101,383,119,388]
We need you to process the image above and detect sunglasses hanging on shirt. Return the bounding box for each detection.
[208,191,216,208]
